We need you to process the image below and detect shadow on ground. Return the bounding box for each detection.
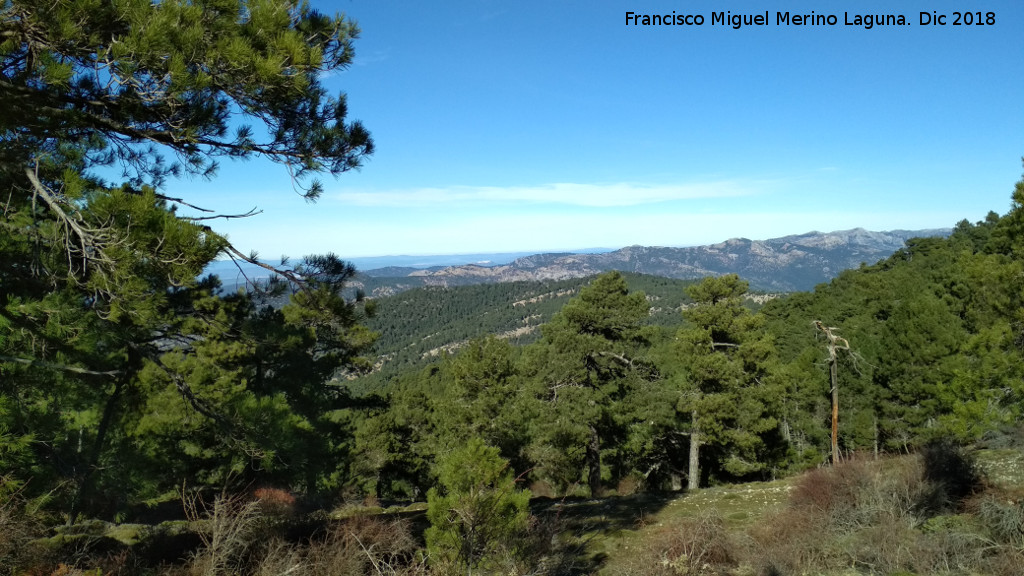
[529,491,681,574]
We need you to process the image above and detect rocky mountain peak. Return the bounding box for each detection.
[363,227,951,294]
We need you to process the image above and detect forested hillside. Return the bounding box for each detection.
[762,209,1024,457]
[352,194,1024,491]
[353,273,772,392]
[352,209,1024,491]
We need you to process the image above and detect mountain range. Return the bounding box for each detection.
[356,227,950,295]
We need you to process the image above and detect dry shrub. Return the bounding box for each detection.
[788,454,959,530]
[746,505,832,576]
[251,488,296,519]
[303,515,422,576]
[912,525,991,575]
[1,478,54,574]
[617,474,645,497]
[971,489,1024,548]
[913,488,1024,576]
[748,457,922,575]
[843,516,917,574]
[981,546,1024,576]
[46,565,102,576]
[517,511,583,575]
[184,492,262,576]
[747,449,992,576]
[853,456,933,526]
[362,492,381,509]
[91,549,147,576]
[613,509,737,576]
[661,510,736,575]
[207,513,423,576]
[0,484,37,566]
[252,539,305,576]
[788,458,869,517]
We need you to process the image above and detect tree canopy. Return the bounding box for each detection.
[1,0,372,190]
[1,0,376,517]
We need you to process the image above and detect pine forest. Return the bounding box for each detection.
[2,1,1024,574]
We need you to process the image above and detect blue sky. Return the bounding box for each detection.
[167,0,1024,259]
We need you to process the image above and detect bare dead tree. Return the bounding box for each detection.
[814,321,851,465]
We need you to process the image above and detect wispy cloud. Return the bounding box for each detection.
[333,180,765,208]
[353,49,389,67]
[230,208,961,258]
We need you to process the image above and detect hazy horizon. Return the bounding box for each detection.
[205,223,953,274]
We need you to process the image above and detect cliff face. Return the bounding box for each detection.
[364,228,949,293]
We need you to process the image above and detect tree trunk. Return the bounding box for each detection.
[587,425,602,497]
[688,410,701,491]
[70,377,124,524]
[830,357,840,465]
[816,322,850,467]
[873,415,879,459]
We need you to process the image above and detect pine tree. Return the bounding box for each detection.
[1,0,375,515]
[523,271,656,495]
[677,275,782,488]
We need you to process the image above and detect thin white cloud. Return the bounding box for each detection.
[352,49,389,67]
[215,207,964,259]
[333,180,763,208]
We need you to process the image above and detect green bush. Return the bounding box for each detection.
[425,439,531,574]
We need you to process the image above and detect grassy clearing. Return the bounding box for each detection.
[590,447,1024,576]
[975,448,1024,487]
[595,479,793,574]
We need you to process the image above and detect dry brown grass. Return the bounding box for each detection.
[0,477,54,574]
[184,491,263,576]
[743,449,1007,576]
[604,509,738,576]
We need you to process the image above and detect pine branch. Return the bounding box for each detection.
[182,207,261,222]
[0,354,120,376]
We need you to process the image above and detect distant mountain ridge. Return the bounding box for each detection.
[359,228,950,294]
